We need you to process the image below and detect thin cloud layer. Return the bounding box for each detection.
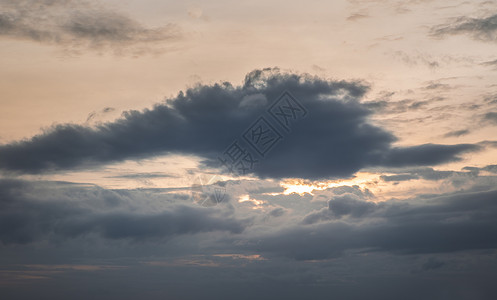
[0,68,482,179]
[431,14,497,42]
[0,0,180,54]
[483,111,497,125]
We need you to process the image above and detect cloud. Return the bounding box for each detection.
[364,97,435,114]
[463,164,497,174]
[483,112,497,125]
[388,51,475,69]
[372,143,479,168]
[268,207,286,217]
[252,188,497,260]
[302,192,377,224]
[481,58,497,68]
[389,51,440,68]
[86,107,116,123]
[347,13,369,21]
[423,81,452,90]
[380,174,419,182]
[478,140,497,148]
[0,179,247,245]
[376,166,480,183]
[105,172,178,179]
[443,129,470,138]
[1,177,497,298]
[431,14,497,42]
[0,68,482,179]
[0,0,180,55]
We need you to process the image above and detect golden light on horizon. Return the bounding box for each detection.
[279,172,380,196]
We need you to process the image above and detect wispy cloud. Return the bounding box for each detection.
[481,58,497,69]
[347,13,369,21]
[0,0,181,55]
[431,14,497,42]
[443,129,471,138]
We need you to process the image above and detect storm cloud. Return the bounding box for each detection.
[0,68,482,179]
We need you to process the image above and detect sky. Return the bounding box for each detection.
[1,0,497,299]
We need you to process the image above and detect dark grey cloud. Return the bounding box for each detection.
[376,166,480,183]
[0,179,247,245]
[463,164,497,174]
[408,167,460,180]
[268,207,286,217]
[431,14,497,42]
[372,143,479,168]
[0,68,482,180]
[105,172,178,179]
[478,140,497,148]
[483,111,497,125]
[86,107,116,123]
[1,178,497,299]
[481,164,497,173]
[302,192,377,224]
[380,174,419,182]
[253,188,497,260]
[0,0,180,54]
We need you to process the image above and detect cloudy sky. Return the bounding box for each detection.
[1,0,497,299]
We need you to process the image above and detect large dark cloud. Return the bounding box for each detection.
[0,179,247,245]
[0,0,180,54]
[253,188,497,260]
[0,68,482,179]
[431,14,497,42]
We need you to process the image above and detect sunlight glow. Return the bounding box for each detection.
[279,172,380,195]
[238,194,265,209]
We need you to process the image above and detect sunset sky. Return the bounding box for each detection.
[1,0,497,299]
